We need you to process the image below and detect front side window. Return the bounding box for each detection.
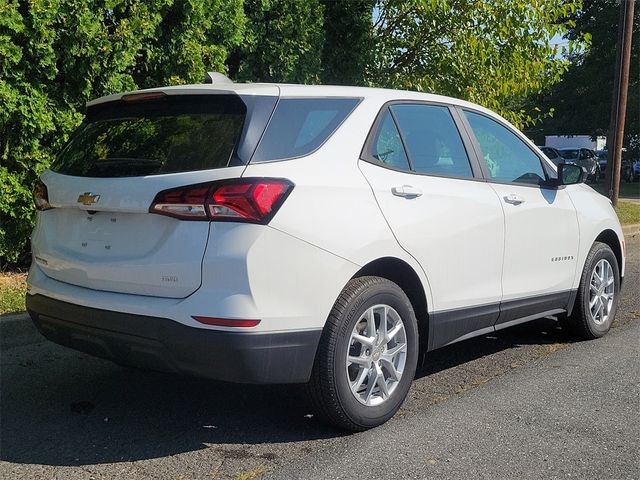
[251,98,360,162]
[391,104,473,178]
[464,110,546,185]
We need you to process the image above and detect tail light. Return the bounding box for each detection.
[33,180,53,211]
[150,178,293,223]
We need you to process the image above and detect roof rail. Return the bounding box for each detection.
[204,72,233,85]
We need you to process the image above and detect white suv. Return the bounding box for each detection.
[27,80,625,431]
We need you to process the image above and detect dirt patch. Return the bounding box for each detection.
[0,272,27,288]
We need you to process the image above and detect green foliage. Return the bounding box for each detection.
[0,0,244,266]
[1,0,595,266]
[233,0,324,83]
[321,0,375,85]
[528,0,639,151]
[370,0,588,128]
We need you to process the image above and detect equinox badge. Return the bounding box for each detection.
[77,192,100,205]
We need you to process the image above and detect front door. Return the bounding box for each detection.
[461,109,580,326]
[359,103,505,349]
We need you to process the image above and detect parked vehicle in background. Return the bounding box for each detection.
[596,150,608,176]
[27,79,625,431]
[538,146,563,166]
[627,160,640,182]
[558,148,600,182]
[545,135,606,151]
[596,150,639,183]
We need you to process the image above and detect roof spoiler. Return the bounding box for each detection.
[204,72,233,85]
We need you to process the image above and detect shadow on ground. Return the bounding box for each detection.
[0,317,572,467]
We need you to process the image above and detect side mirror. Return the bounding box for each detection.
[558,163,587,185]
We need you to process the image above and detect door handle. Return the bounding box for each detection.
[503,194,525,205]
[392,185,423,198]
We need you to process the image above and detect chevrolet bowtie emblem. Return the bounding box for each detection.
[77,192,100,205]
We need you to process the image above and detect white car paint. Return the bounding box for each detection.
[27,82,625,382]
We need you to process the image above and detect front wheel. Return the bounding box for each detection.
[564,242,620,339]
[307,276,419,431]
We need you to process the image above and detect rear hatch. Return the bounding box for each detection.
[32,89,277,298]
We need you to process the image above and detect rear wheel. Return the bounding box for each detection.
[563,242,619,339]
[307,276,418,431]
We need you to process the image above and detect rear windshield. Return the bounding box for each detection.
[52,95,246,177]
[251,98,360,162]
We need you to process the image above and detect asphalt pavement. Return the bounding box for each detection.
[1,235,638,480]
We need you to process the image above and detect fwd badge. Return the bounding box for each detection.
[77,192,100,205]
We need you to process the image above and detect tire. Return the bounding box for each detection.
[307,276,419,431]
[564,242,620,340]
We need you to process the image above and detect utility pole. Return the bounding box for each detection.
[606,0,634,207]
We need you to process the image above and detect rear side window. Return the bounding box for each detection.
[251,98,360,162]
[390,104,473,178]
[53,95,247,177]
[370,110,410,170]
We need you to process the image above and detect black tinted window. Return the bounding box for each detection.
[560,149,579,160]
[370,109,410,170]
[53,95,246,177]
[541,147,558,159]
[464,110,546,185]
[252,98,360,162]
[390,104,473,178]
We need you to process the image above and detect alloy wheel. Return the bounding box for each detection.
[345,304,407,406]
[589,258,615,325]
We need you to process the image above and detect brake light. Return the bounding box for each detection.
[150,178,293,223]
[121,92,167,102]
[33,180,53,211]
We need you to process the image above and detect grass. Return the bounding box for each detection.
[0,272,27,315]
[616,200,640,226]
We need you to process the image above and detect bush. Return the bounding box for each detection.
[0,0,246,267]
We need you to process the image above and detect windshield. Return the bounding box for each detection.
[53,95,247,177]
[541,147,558,159]
[559,149,579,160]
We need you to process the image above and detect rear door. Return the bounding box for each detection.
[461,109,579,326]
[359,102,505,349]
[32,91,277,298]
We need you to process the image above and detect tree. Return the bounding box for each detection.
[230,0,324,83]
[527,0,639,149]
[370,0,588,128]
[321,0,375,86]
[0,0,245,266]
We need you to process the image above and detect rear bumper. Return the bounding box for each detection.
[26,294,321,384]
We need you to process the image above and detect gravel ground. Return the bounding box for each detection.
[0,235,638,480]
